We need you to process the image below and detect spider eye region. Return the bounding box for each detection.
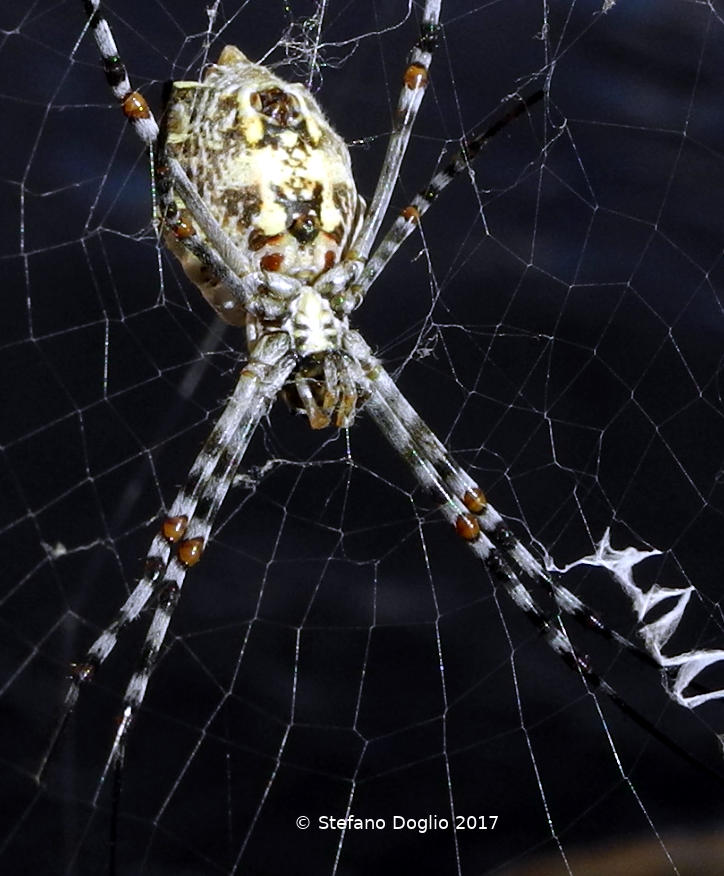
[161,46,363,286]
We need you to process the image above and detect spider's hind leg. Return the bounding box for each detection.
[90,337,296,796]
[36,333,296,784]
[354,339,721,780]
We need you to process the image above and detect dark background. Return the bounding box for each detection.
[1,0,724,873]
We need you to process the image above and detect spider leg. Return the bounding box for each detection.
[362,368,613,662]
[81,0,159,146]
[157,210,262,323]
[351,0,442,259]
[363,354,659,667]
[93,425,261,798]
[359,88,545,296]
[36,332,295,782]
[158,157,254,281]
[81,1,266,316]
[347,336,720,776]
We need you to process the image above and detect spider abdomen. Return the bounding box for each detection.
[160,45,363,285]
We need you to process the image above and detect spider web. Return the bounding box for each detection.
[2,0,724,873]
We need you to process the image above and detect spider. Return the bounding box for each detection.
[39,0,712,795]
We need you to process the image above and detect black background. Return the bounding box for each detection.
[1,1,724,874]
